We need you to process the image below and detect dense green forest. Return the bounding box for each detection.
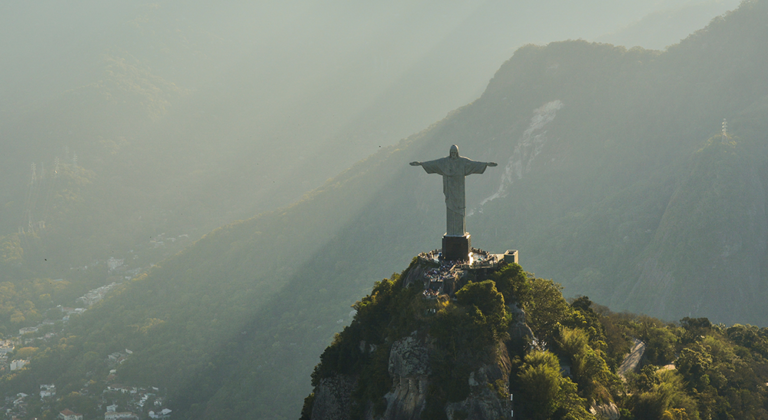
[2,1,768,419]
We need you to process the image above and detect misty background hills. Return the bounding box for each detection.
[0,1,762,420]
[0,0,738,273]
[0,0,740,348]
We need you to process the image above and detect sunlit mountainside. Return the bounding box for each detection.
[0,0,739,273]
[3,2,768,419]
[0,0,660,339]
[0,1,762,419]
[0,0,738,365]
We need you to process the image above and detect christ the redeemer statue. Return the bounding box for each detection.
[411,145,497,260]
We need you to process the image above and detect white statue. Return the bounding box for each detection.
[411,145,497,236]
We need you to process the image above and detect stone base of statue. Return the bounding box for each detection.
[442,234,471,261]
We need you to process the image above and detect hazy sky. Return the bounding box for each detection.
[0,0,741,233]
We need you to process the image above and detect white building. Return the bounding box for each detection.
[19,326,38,335]
[58,409,83,420]
[40,383,56,398]
[10,359,28,371]
[149,408,172,419]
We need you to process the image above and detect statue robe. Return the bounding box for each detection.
[420,156,492,236]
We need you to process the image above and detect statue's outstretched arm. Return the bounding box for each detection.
[410,161,422,166]
[488,162,498,167]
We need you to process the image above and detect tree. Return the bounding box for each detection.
[526,278,574,343]
[554,327,615,400]
[489,263,532,308]
[518,350,592,420]
[455,280,507,330]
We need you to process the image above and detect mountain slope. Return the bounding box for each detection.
[3,0,734,335]
[6,1,768,419]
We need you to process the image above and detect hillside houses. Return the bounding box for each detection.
[107,257,125,272]
[2,378,170,420]
[76,282,119,307]
[59,409,83,420]
[107,350,132,367]
[107,384,131,394]
[0,340,14,353]
[0,264,168,419]
[8,393,29,419]
[0,340,14,365]
[18,326,38,335]
[105,411,138,420]
[148,409,171,419]
[103,386,169,419]
[10,360,27,371]
[61,306,87,317]
[0,336,169,420]
[53,306,88,324]
[39,384,56,398]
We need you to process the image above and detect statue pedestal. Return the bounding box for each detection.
[442,234,471,261]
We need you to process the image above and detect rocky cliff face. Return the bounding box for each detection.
[508,302,534,343]
[311,374,358,420]
[310,334,513,420]
[377,335,430,420]
[590,402,620,420]
[445,344,512,420]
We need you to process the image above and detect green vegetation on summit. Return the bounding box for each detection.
[303,260,768,420]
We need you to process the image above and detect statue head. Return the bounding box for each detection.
[449,145,459,159]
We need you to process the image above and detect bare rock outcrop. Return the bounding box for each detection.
[370,337,513,420]
[310,375,358,420]
[590,402,620,420]
[378,335,431,420]
[508,303,534,342]
[401,262,431,289]
[445,388,510,420]
[445,343,512,420]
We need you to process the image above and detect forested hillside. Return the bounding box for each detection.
[3,1,768,419]
[303,261,768,420]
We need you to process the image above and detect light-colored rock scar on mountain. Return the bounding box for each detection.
[410,145,497,237]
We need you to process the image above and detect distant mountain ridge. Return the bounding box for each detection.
[0,0,744,335]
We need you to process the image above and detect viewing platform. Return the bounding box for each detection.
[408,248,520,298]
